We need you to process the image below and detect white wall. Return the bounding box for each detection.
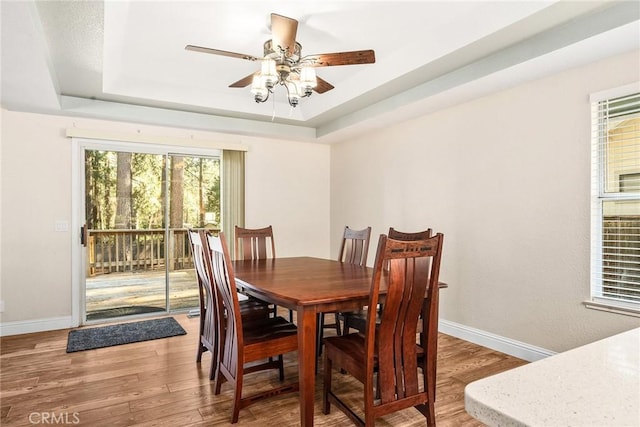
[244,137,330,258]
[0,111,330,331]
[330,50,640,353]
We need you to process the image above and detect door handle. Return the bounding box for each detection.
[81,224,87,247]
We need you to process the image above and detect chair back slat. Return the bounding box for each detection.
[234,226,275,260]
[338,226,371,266]
[365,234,444,405]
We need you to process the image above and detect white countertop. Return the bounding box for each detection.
[465,327,640,427]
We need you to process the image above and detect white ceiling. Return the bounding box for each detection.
[1,1,639,143]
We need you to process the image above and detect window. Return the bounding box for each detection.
[588,89,640,316]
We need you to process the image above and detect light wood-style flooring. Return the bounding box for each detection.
[0,313,527,426]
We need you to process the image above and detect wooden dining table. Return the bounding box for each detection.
[233,256,373,426]
[232,256,446,427]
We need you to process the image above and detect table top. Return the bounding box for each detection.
[232,256,447,307]
[465,327,640,427]
[232,256,373,307]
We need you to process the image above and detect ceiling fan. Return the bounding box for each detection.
[185,13,375,107]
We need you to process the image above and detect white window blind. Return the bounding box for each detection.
[589,91,640,315]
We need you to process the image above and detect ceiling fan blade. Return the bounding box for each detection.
[271,13,298,56]
[229,72,258,88]
[314,76,334,94]
[302,50,375,67]
[185,45,258,62]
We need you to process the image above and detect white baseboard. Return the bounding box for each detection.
[439,319,555,362]
[0,316,76,337]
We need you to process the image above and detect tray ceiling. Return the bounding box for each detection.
[2,1,639,142]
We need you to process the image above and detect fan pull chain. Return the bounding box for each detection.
[271,91,276,121]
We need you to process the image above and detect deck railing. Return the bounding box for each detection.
[87,228,219,276]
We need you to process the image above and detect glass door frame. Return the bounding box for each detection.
[71,138,221,325]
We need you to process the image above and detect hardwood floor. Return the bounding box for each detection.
[0,313,526,426]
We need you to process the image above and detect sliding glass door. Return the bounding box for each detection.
[166,154,221,314]
[81,144,220,322]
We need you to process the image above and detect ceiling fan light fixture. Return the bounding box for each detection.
[251,75,269,103]
[260,58,278,89]
[287,81,303,107]
[299,66,317,97]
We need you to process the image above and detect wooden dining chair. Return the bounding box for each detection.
[208,231,299,424]
[342,227,433,335]
[322,233,444,427]
[317,226,371,357]
[234,225,283,319]
[234,225,276,260]
[338,226,372,267]
[187,230,270,381]
[187,229,220,381]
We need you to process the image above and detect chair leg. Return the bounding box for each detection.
[416,401,436,427]
[196,341,205,362]
[209,334,219,381]
[317,314,324,357]
[365,411,376,427]
[334,313,342,336]
[231,370,243,424]
[315,314,324,374]
[342,315,350,335]
[278,355,285,381]
[426,401,436,427]
[322,352,332,414]
[214,368,224,395]
[209,350,219,381]
[196,312,206,362]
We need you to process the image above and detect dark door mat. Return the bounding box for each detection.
[66,317,186,353]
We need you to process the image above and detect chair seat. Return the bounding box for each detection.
[242,315,298,364]
[344,306,430,336]
[243,316,297,344]
[343,311,427,361]
[345,310,424,328]
[324,333,365,356]
[239,299,271,320]
[324,333,367,382]
[342,307,375,335]
[324,333,423,368]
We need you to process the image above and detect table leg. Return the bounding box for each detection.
[297,305,317,427]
